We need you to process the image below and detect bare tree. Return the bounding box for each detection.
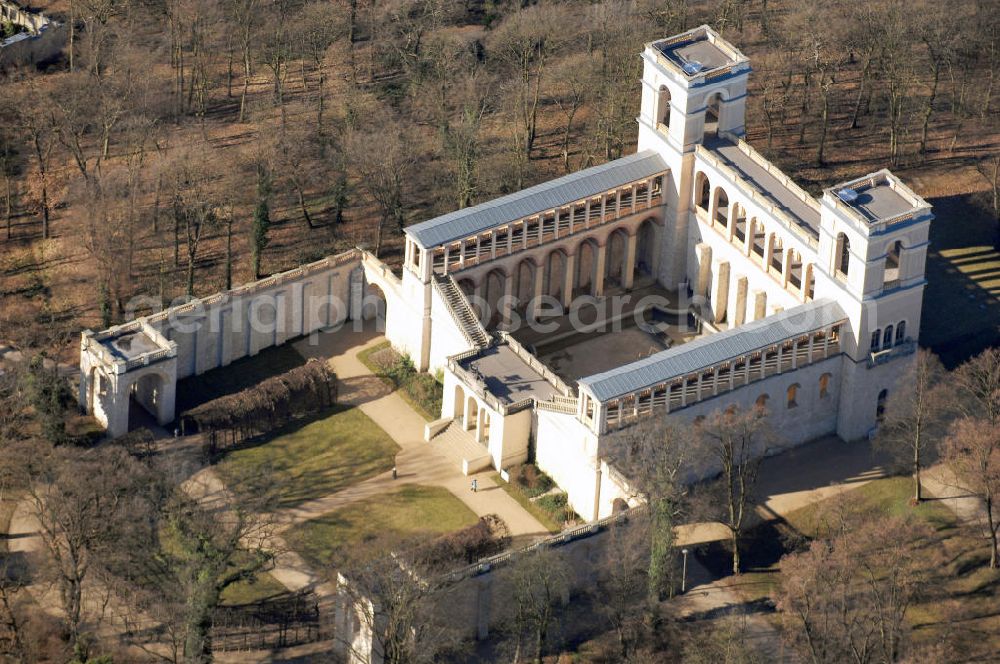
[20,444,154,659]
[942,418,1000,569]
[606,419,691,601]
[337,547,460,664]
[876,349,950,503]
[345,125,414,257]
[776,510,935,664]
[505,547,571,664]
[697,407,772,575]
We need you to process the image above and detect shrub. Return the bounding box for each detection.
[404,373,443,418]
[510,464,554,498]
[416,514,511,567]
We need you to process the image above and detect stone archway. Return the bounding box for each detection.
[605,229,628,288]
[545,249,568,303]
[636,218,658,279]
[514,259,537,311]
[575,238,599,297]
[483,268,507,327]
[129,370,173,430]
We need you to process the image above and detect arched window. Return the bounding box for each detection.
[787,250,803,290]
[751,221,766,262]
[877,389,889,422]
[787,384,800,409]
[755,394,770,413]
[883,325,894,349]
[658,85,671,127]
[884,240,902,287]
[836,233,851,278]
[704,92,722,140]
[819,373,831,399]
[695,173,711,212]
[769,235,784,274]
[713,188,729,228]
[871,330,881,352]
[804,264,816,301]
[733,203,747,244]
[896,321,906,343]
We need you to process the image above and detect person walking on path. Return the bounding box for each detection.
[471,478,478,493]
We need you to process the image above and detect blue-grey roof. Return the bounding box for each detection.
[406,151,669,248]
[578,299,847,402]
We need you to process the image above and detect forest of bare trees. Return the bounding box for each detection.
[0,0,996,357]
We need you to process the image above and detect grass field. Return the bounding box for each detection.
[216,405,401,508]
[284,484,479,572]
[219,572,291,606]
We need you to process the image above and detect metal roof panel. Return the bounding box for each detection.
[578,299,847,402]
[406,151,669,248]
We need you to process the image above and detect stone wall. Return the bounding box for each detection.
[0,1,65,68]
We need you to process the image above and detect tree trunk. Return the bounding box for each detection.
[732,529,741,575]
[816,84,830,167]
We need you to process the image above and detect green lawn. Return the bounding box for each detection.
[216,405,401,508]
[220,571,290,606]
[782,476,956,538]
[284,484,479,571]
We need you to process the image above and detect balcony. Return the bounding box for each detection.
[868,338,916,368]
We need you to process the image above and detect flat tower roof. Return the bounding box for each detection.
[649,25,748,79]
[406,151,669,249]
[100,330,163,361]
[830,170,929,225]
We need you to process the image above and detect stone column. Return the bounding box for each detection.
[650,221,664,278]
[463,398,474,431]
[623,231,638,290]
[714,261,730,325]
[734,276,749,326]
[782,249,792,287]
[594,243,607,297]
[753,290,767,321]
[695,243,713,298]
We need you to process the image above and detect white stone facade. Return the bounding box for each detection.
[80,26,932,525]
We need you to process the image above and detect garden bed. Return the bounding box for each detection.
[492,464,579,533]
[358,341,443,421]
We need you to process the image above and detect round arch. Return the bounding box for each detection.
[453,383,466,421]
[605,229,628,288]
[575,238,599,297]
[483,268,507,327]
[545,248,568,303]
[694,172,711,212]
[636,218,658,279]
[712,187,730,228]
[514,259,537,311]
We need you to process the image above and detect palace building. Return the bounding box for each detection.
[79,26,932,522]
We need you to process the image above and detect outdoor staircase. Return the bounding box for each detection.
[434,274,492,349]
[430,421,493,476]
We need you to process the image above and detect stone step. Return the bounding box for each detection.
[432,422,492,476]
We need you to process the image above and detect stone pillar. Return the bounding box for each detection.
[753,290,767,321]
[695,243,713,298]
[782,249,792,287]
[734,276,749,326]
[650,221,664,278]
[623,232,638,290]
[714,261,730,325]
[563,253,576,309]
[594,243,607,297]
